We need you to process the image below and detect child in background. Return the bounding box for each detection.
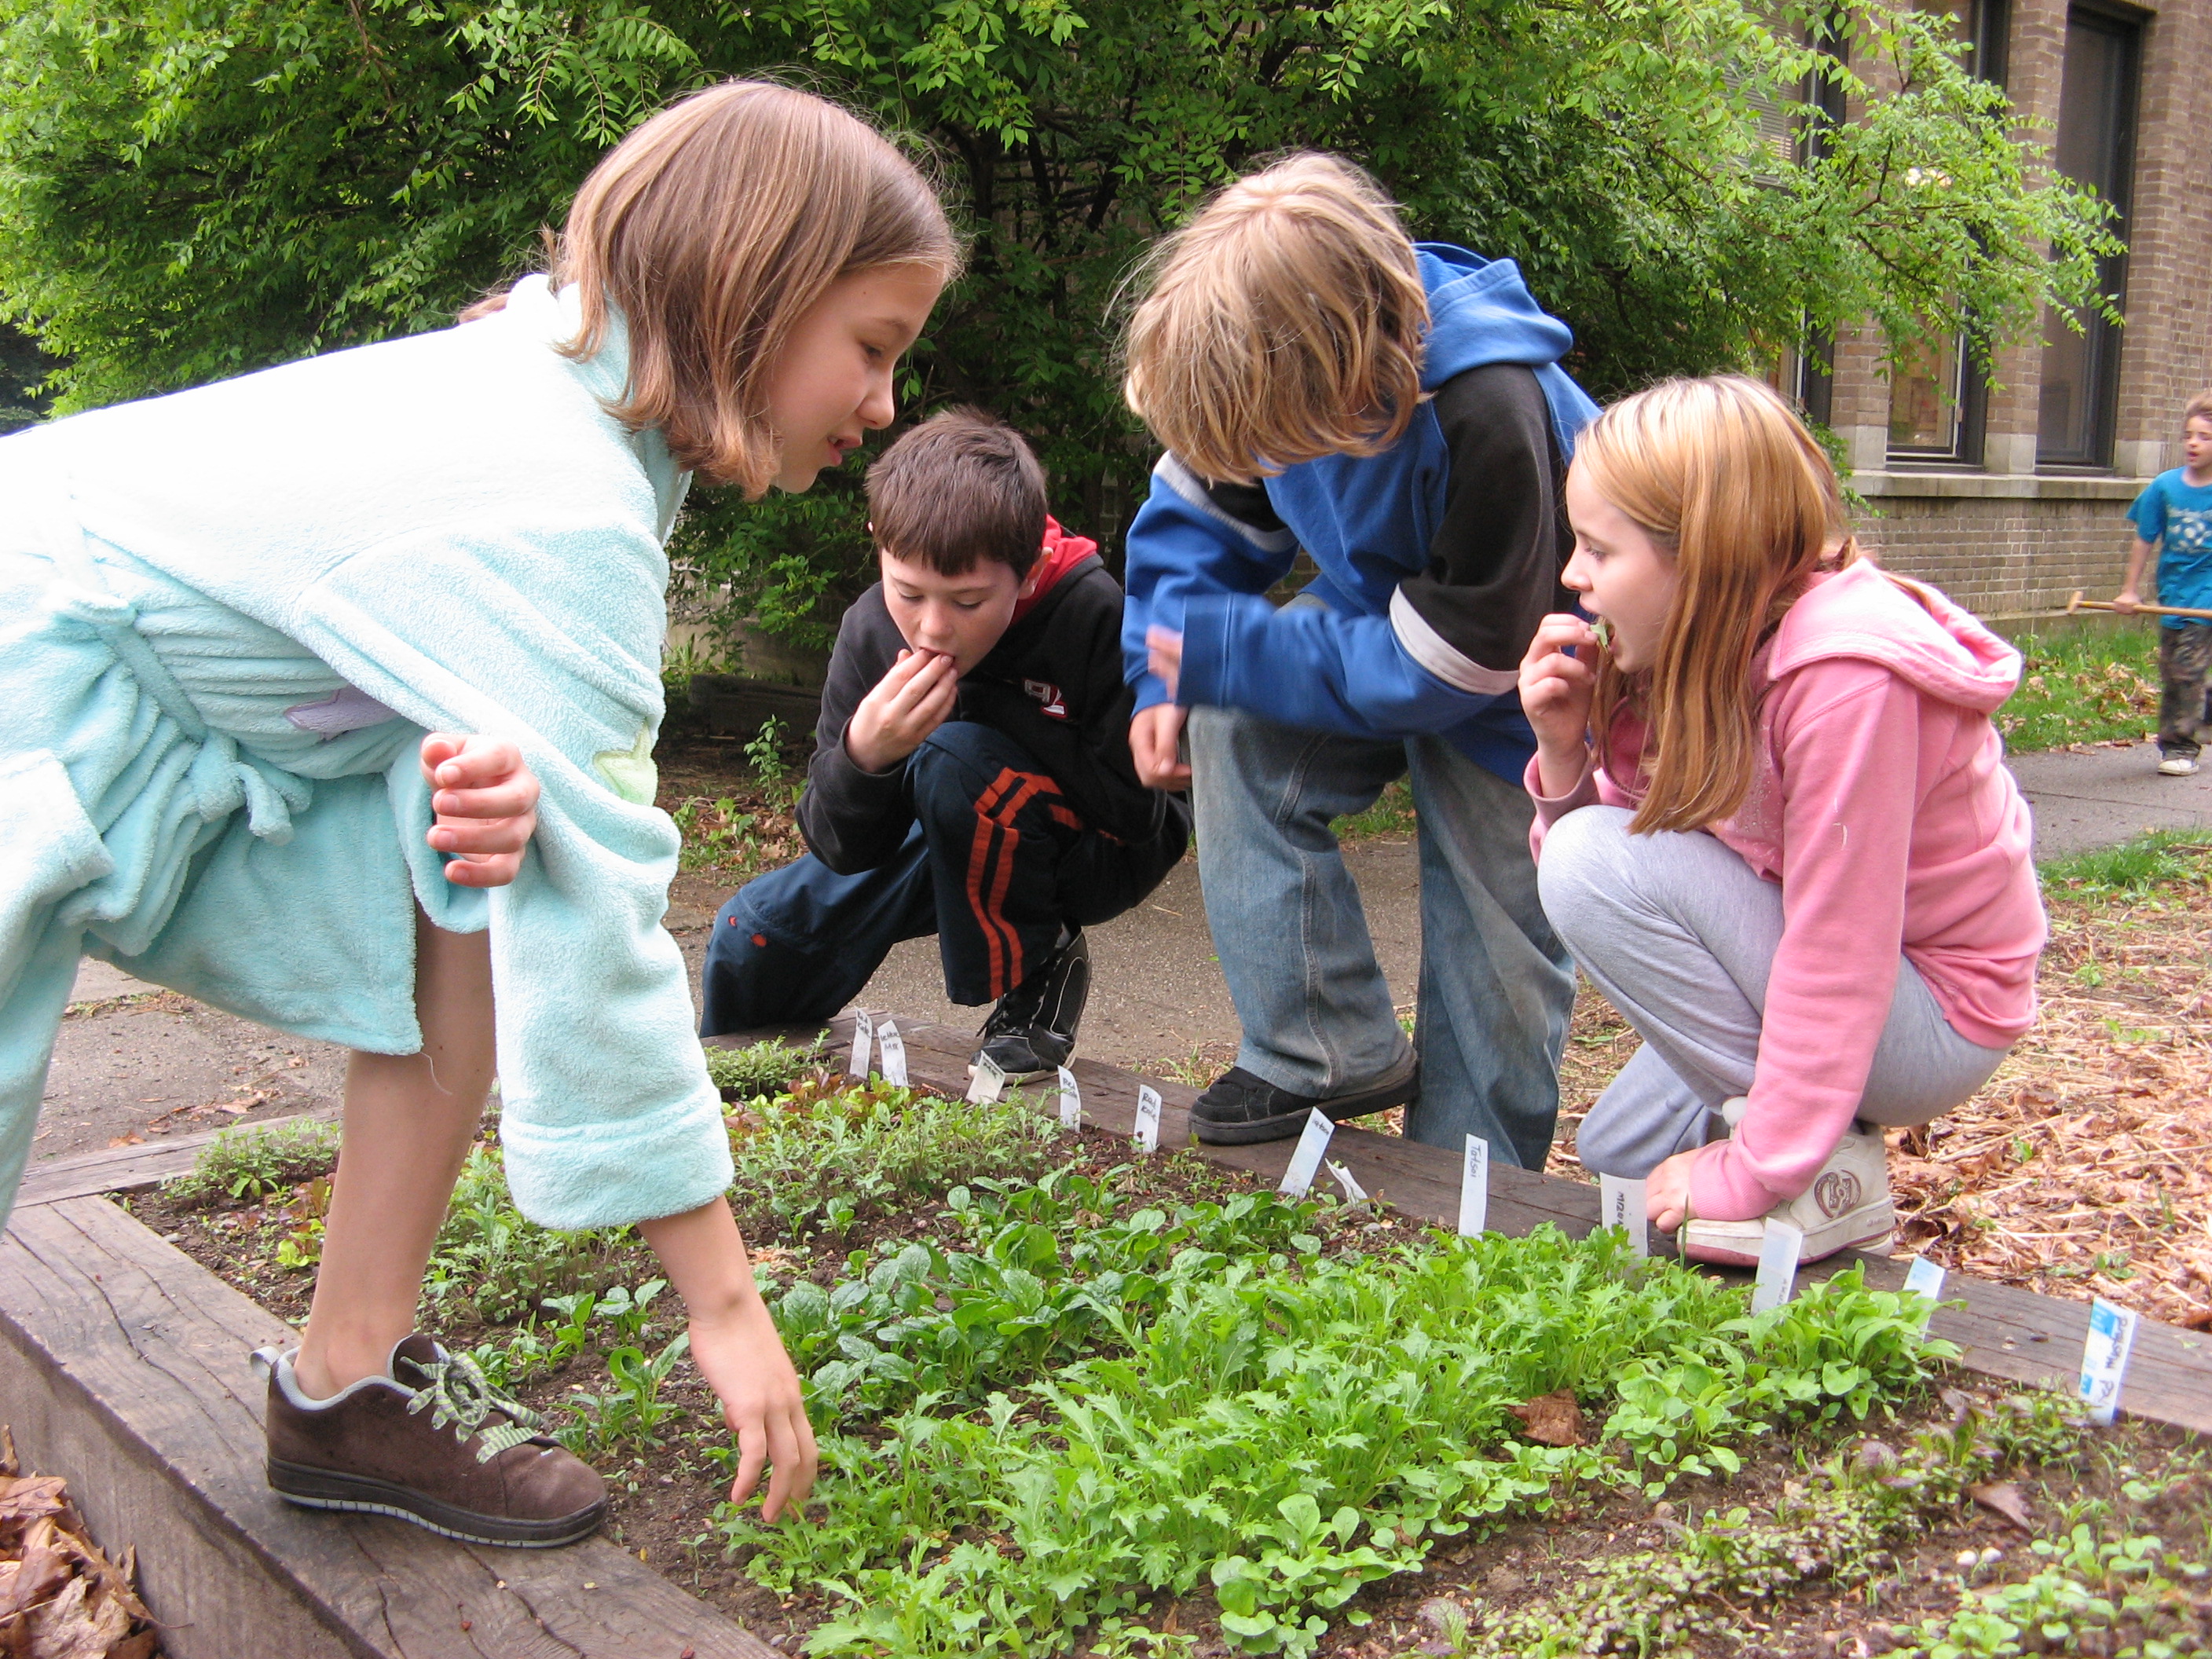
[1121,153,1593,1164]
[2114,390,2212,776]
[1516,375,2045,1265]
[0,81,960,1542]
[702,410,1190,1076]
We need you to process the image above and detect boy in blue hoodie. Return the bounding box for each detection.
[1119,152,1595,1166]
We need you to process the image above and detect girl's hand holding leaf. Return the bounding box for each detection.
[1517,612,1602,798]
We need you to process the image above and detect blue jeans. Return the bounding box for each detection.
[1188,705,1573,1168]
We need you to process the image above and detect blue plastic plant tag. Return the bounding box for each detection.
[876,1020,907,1088]
[2079,1298,2140,1426]
[1750,1218,1804,1313]
[1132,1084,1162,1152]
[848,1010,873,1079]
[1598,1174,1647,1257]
[1278,1108,1335,1198]
[966,1053,1005,1105]
[1458,1135,1490,1237]
[1057,1066,1082,1131]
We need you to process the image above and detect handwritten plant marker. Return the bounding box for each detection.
[966,1053,1006,1105]
[1057,1066,1082,1131]
[1902,1255,1946,1331]
[1132,1084,1162,1152]
[1598,1174,1648,1258]
[876,1020,908,1088]
[1279,1108,1336,1198]
[1457,1135,1491,1237]
[848,1010,873,1079]
[2079,1298,2141,1426]
[1750,1218,1805,1314]
[1327,1159,1368,1205]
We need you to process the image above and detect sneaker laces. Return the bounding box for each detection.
[401,1349,546,1463]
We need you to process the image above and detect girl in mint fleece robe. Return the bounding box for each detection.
[0,79,960,1530]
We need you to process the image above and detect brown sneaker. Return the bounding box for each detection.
[256,1335,606,1547]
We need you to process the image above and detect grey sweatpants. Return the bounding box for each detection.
[1538,806,2011,1179]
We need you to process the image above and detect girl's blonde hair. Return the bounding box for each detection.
[1581,375,1859,835]
[480,81,960,497]
[1120,153,1427,485]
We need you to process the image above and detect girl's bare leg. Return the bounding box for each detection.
[293,909,493,1398]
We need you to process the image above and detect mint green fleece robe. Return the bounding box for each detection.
[0,276,732,1231]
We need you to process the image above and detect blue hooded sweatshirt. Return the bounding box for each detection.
[1121,244,1599,782]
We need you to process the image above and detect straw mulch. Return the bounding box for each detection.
[0,1427,159,1659]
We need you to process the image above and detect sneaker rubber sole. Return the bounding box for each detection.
[266,1457,606,1547]
[1191,1053,1420,1147]
[1679,1198,1897,1269]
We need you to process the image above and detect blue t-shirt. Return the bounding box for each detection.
[2127,471,2212,625]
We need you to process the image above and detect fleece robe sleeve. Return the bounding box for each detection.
[1687,664,1924,1221]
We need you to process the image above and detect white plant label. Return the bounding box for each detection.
[1902,1254,1946,1331]
[848,1010,873,1079]
[1132,1084,1162,1152]
[1278,1108,1336,1198]
[2079,1298,2141,1426]
[1598,1174,1648,1258]
[966,1053,1006,1105]
[1457,1135,1491,1237]
[1057,1066,1082,1131]
[1327,1159,1368,1205]
[876,1020,908,1088]
[1751,1218,1805,1313]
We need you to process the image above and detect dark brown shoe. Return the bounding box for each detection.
[257,1335,606,1547]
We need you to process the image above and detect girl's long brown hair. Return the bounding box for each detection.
[473,81,961,497]
[1581,375,1857,833]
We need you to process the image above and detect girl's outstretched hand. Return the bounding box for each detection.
[1517,614,1602,798]
[419,733,540,887]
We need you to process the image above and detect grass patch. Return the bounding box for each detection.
[704,1033,830,1098]
[1998,628,2159,753]
[163,1118,338,1207]
[1330,779,1417,841]
[2038,830,2212,900]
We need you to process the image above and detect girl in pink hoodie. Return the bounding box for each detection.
[1517,375,2045,1265]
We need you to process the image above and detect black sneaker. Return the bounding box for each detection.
[974,929,1091,1078]
[1189,1050,1420,1145]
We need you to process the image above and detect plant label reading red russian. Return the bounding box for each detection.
[1279,1108,1335,1198]
[1458,1135,1490,1237]
[1599,1174,1647,1257]
[876,1021,907,1088]
[848,1011,873,1079]
[1057,1066,1081,1131]
[1132,1085,1162,1152]
[1751,1218,1804,1313]
[966,1053,1005,1105]
[2079,1298,2140,1426]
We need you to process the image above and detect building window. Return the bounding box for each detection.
[2035,2,2141,470]
[1887,0,2009,465]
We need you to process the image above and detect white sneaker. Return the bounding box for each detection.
[2157,754,2199,777]
[1680,1107,1895,1268]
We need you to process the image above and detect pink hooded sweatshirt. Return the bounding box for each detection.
[1527,559,2046,1221]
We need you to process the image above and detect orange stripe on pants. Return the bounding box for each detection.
[965,767,1062,998]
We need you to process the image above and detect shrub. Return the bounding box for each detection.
[165,1119,339,1208]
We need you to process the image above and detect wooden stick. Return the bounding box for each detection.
[2069,589,2212,622]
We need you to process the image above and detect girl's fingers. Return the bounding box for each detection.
[727,1409,768,1510]
[441,854,521,887]
[430,817,531,855]
[432,779,539,822]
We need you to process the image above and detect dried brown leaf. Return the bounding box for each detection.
[1969,1480,2036,1533]
[1507,1390,1586,1447]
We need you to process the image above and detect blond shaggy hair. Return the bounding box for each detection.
[1121,154,1428,485]
[1580,375,1863,835]
[474,81,961,498]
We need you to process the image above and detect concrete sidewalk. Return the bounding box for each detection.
[32,739,2210,1170]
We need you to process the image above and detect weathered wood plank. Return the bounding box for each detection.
[15,1109,339,1210]
[720,1011,2212,1434]
[0,1196,777,1659]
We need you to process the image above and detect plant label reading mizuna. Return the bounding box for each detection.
[1598,1174,1647,1257]
[876,1020,908,1088]
[848,1010,873,1079]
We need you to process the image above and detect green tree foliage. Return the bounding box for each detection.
[0,0,2115,651]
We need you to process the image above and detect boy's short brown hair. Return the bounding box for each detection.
[866,409,1049,577]
[1120,152,1429,485]
[2184,389,2212,428]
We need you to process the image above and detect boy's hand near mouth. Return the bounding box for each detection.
[843,646,960,772]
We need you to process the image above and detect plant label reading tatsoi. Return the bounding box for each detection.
[1751,1219,1804,1313]
[966,1053,1005,1105]
[876,1020,908,1088]
[1458,1135,1491,1237]
[2079,1298,2141,1425]
[1132,1084,1162,1152]
[1057,1066,1082,1132]
[1279,1109,1336,1198]
[1598,1175,1647,1257]
[848,1011,873,1079]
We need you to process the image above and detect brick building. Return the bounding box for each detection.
[1790,0,2212,625]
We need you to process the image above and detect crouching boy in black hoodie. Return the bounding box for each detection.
[701,409,1192,1075]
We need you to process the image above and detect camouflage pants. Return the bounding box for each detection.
[2159,622,2212,757]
